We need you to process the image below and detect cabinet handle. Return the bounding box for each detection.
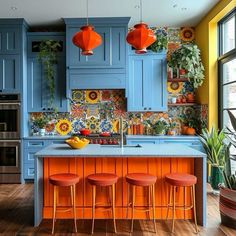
[149,107,151,110]
[144,107,147,110]
[42,108,46,111]
[0,90,2,93]
[47,108,50,111]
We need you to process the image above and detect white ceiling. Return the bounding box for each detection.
[0,0,220,27]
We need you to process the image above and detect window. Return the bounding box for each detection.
[218,8,236,129]
[218,9,236,174]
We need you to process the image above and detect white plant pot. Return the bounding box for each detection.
[39,128,46,136]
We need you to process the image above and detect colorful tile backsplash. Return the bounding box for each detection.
[29,27,208,136]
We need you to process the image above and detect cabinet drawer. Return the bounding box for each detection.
[51,140,65,145]
[126,140,157,145]
[23,149,41,164]
[23,164,35,180]
[159,139,201,146]
[23,140,46,148]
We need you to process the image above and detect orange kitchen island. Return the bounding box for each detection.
[34,143,207,227]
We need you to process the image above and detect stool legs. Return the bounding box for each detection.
[167,184,198,233]
[166,185,173,220]
[192,185,199,233]
[151,184,157,233]
[126,183,129,219]
[171,186,176,233]
[52,185,57,234]
[131,185,136,233]
[70,185,77,233]
[112,184,117,233]
[91,185,96,234]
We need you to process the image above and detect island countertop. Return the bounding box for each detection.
[35,143,206,157]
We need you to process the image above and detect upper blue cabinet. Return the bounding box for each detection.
[27,32,68,112]
[127,52,167,112]
[64,17,130,91]
[0,19,28,93]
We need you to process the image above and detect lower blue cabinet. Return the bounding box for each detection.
[22,139,65,180]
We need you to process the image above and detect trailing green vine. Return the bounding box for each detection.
[35,40,61,108]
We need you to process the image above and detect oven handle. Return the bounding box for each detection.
[0,102,21,105]
[0,140,21,143]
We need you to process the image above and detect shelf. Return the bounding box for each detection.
[168,103,198,106]
[167,78,189,82]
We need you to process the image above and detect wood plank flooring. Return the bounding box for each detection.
[0,183,236,235]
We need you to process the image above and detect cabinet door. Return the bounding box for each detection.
[27,57,67,112]
[68,27,110,68]
[128,54,167,112]
[144,55,167,111]
[0,55,20,92]
[128,56,145,111]
[0,27,20,54]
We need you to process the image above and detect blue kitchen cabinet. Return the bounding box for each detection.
[126,135,204,152]
[127,52,167,112]
[64,17,130,90]
[23,138,65,180]
[27,33,68,112]
[0,55,20,92]
[0,19,28,94]
[0,26,20,54]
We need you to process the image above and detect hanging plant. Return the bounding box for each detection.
[148,28,168,52]
[168,43,205,89]
[35,40,61,108]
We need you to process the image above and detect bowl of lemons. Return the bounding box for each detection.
[65,136,90,149]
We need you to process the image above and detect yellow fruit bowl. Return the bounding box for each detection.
[65,137,90,149]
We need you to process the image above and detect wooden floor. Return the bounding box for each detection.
[0,184,236,235]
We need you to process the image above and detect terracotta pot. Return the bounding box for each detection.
[219,185,236,229]
[186,127,196,135]
[181,125,189,135]
[186,93,195,103]
[181,96,187,103]
[179,68,186,77]
[167,130,176,136]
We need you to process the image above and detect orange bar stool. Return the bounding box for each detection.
[165,173,199,233]
[87,173,118,234]
[126,173,157,233]
[49,173,80,234]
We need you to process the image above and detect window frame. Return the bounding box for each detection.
[218,8,236,130]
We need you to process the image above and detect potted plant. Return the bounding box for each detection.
[219,110,236,229]
[148,28,167,53]
[168,43,205,88]
[199,128,226,192]
[32,116,49,136]
[152,119,168,135]
[35,40,61,108]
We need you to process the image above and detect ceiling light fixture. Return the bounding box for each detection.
[126,0,156,54]
[72,0,102,56]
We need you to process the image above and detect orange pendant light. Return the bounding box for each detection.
[72,0,102,56]
[126,23,156,54]
[72,26,102,55]
[126,0,156,54]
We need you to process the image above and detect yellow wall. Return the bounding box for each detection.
[195,0,236,128]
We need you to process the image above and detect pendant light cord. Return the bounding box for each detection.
[86,0,89,25]
[140,0,143,23]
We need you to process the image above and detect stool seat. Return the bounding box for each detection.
[165,173,197,187]
[49,173,80,187]
[87,173,118,186]
[126,173,157,186]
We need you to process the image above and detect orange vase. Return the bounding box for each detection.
[72,25,102,56]
[126,23,156,54]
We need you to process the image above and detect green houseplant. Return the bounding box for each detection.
[152,119,168,135]
[199,128,226,191]
[32,116,49,136]
[218,110,236,229]
[35,40,61,108]
[168,43,205,88]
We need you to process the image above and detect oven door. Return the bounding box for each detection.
[0,103,20,139]
[0,140,20,173]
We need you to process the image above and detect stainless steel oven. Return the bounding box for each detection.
[0,140,21,183]
[0,94,21,183]
[0,94,20,139]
